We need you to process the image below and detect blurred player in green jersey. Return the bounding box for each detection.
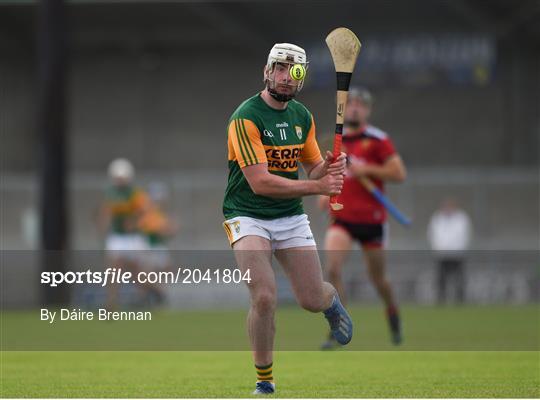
[98,158,154,309]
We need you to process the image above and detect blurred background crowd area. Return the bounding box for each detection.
[1,0,538,254]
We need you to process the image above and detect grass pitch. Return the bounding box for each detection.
[1,305,539,397]
[2,351,539,398]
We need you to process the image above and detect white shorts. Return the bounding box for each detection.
[105,234,147,261]
[223,214,316,250]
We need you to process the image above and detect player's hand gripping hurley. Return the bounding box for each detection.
[326,27,361,210]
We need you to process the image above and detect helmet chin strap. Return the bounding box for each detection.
[267,85,295,102]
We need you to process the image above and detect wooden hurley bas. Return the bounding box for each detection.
[325,27,361,211]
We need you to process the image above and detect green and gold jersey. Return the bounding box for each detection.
[223,93,322,220]
[105,185,148,234]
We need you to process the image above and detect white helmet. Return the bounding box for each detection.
[266,43,307,67]
[264,43,308,102]
[108,158,134,182]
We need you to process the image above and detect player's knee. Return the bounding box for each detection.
[252,290,276,314]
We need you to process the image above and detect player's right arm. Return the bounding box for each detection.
[242,163,343,198]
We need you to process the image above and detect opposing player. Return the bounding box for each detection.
[319,88,407,349]
[222,43,352,395]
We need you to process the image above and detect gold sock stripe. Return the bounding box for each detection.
[255,364,273,373]
[256,368,272,374]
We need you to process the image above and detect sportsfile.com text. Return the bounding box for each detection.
[41,267,251,287]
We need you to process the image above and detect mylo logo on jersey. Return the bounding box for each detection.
[264,144,303,172]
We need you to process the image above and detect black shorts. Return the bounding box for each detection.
[331,219,385,248]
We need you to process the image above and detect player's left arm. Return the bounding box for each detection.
[301,115,346,179]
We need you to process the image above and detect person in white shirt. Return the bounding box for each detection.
[427,198,472,303]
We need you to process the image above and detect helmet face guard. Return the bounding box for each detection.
[264,62,308,102]
[264,43,308,102]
